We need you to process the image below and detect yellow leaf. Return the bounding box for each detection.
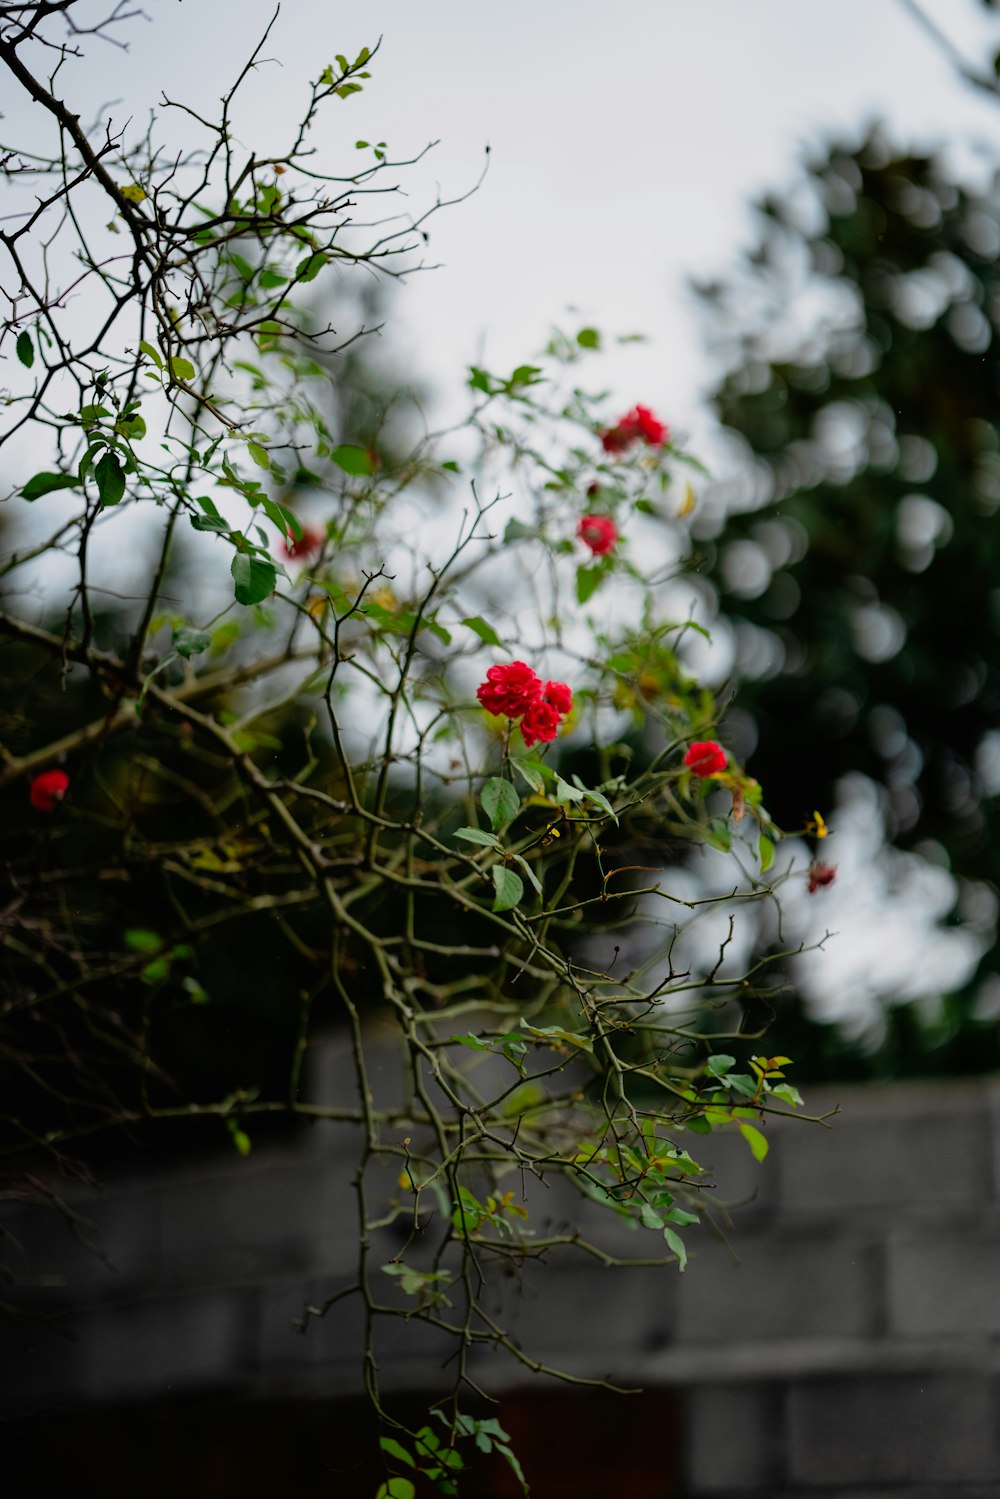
[120,184,147,203]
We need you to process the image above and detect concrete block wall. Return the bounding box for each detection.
[4,1068,1000,1495]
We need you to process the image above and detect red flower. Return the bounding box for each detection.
[279,525,325,561]
[632,405,668,445]
[477,661,543,719]
[577,514,618,557]
[600,404,669,454]
[520,699,562,747]
[30,768,69,811]
[542,680,573,715]
[807,862,837,895]
[683,741,727,777]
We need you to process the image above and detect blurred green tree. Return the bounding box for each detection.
[697,128,1000,1076]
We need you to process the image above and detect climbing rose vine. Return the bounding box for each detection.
[0,9,822,1494]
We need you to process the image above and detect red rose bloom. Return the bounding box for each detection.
[632,405,668,446]
[599,404,669,454]
[520,699,562,747]
[600,423,634,454]
[683,741,727,777]
[280,525,325,561]
[542,680,573,715]
[577,514,618,557]
[807,862,837,895]
[477,661,543,719]
[30,768,69,811]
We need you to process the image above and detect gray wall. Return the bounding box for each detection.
[4,1067,1000,1496]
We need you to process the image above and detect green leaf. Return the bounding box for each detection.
[461,615,503,648]
[80,404,111,425]
[553,774,585,805]
[511,759,549,793]
[705,1054,736,1077]
[771,1083,804,1108]
[139,340,163,369]
[425,614,452,645]
[450,1034,490,1052]
[378,1438,415,1468]
[576,326,600,349]
[173,627,211,659]
[169,355,196,383]
[704,819,731,852]
[191,515,231,534]
[507,363,544,388]
[639,1202,662,1231]
[124,928,161,953]
[331,444,374,476]
[576,564,603,604]
[574,780,619,824]
[502,517,535,543]
[510,853,543,897]
[231,553,277,606]
[453,827,502,848]
[739,1123,769,1163]
[726,1073,759,1099]
[226,1121,252,1157]
[21,471,79,500]
[662,1224,688,1271]
[247,441,270,470]
[491,865,523,912]
[296,251,328,283]
[759,833,775,873]
[468,365,494,394]
[16,331,34,368]
[520,1019,592,1051]
[481,777,519,831]
[94,451,126,507]
[116,412,146,440]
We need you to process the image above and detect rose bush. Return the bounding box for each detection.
[0,8,823,1492]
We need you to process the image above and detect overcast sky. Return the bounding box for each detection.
[64,0,1000,441]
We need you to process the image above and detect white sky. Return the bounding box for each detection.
[72,0,1000,442]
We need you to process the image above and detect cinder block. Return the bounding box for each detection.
[788,1372,1000,1486]
[158,1152,356,1282]
[694,1122,782,1221]
[676,1234,877,1344]
[1,1182,160,1302]
[474,1259,676,1378]
[888,1231,1000,1337]
[304,1032,408,1117]
[254,1275,455,1396]
[255,1275,367,1384]
[779,1082,991,1216]
[685,1383,782,1493]
[81,1287,255,1403]
[0,1307,89,1414]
